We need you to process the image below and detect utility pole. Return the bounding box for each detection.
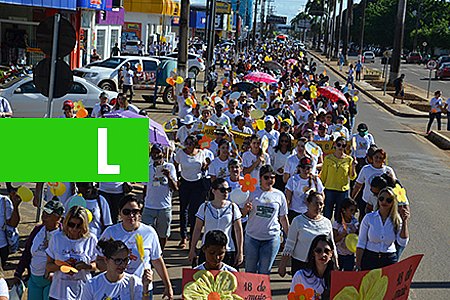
[235,0,241,58]
[333,0,344,58]
[328,0,337,58]
[323,0,332,55]
[389,0,407,83]
[252,0,259,48]
[177,0,189,95]
[203,0,216,91]
[260,0,266,38]
[343,0,352,61]
[359,0,366,55]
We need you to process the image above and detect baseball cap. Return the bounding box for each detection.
[264,115,275,123]
[43,199,65,216]
[299,156,313,167]
[337,114,345,120]
[357,123,368,132]
[63,100,74,109]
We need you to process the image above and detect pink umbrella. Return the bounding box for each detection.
[286,58,298,64]
[317,86,348,105]
[243,71,278,84]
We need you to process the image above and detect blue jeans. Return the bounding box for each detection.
[324,189,349,220]
[245,234,280,274]
[28,274,51,300]
[338,254,355,271]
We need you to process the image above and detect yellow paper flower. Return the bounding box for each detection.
[73,100,85,112]
[334,269,388,300]
[183,270,243,300]
[135,234,145,262]
[393,184,409,204]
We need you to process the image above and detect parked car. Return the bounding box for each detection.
[437,55,450,68]
[405,52,422,64]
[122,40,141,55]
[0,76,117,118]
[363,51,375,63]
[435,62,450,79]
[165,52,205,75]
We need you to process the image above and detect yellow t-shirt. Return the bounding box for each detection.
[319,154,356,191]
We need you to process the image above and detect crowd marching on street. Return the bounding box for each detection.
[1,39,424,300]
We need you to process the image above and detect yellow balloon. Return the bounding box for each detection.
[353,96,359,102]
[50,183,66,197]
[86,209,93,223]
[17,186,33,202]
[176,76,184,84]
[256,119,265,130]
[250,109,264,120]
[310,85,317,92]
[345,233,358,253]
[185,98,194,107]
[311,92,317,99]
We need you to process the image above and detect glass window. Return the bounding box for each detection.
[15,81,38,93]
[127,60,140,71]
[110,29,119,51]
[96,29,106,60]
[68,82,88,94]
[143,60,158,72]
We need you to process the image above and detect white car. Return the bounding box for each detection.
[166,52,205,74]
[0,76,118,118]
[363,51,375,63]
[74,56,160,91]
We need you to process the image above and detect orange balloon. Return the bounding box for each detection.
[166,77,175,86]
[76,108,88,118]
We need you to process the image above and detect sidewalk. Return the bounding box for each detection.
[309,50,450,150]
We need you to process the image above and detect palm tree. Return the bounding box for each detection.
[334,0,345,58]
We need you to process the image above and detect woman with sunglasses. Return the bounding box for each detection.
[112,92,140,113]
[356,187,410,271]
[242,135,271,185]
[279,192,336,277]
[242,165,289,274]
[82,239,152,299]
[174,134,210,249]
[290,235,337,299]
[285,157,324,223]
[320,136,356,220]
[188,178,243,268]
[284,137,318,183]
[97,194,173,299]
[351,148,396,218]
[270,132,293,191]
[46,206,97,300]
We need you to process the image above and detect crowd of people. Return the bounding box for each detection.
[0,40,414,299]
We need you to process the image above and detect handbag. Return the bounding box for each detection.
[2,197,20,253]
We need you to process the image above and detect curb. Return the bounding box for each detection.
[309,51,428,119]
[427,131,450,150]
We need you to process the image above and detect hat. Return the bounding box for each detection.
[43,199,65,216]
[357,123,368,132]
[181,115,196,125]
[99,92,108,99]
[317,108,327,115]
[299,156,313,167]
[337,114,345,120]
[151,143,164,153]
[63,100,74,109]
[215,98,225,107]
[200,106,213,113]
[264,115,275,123]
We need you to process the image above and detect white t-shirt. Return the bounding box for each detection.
[30,227,61,276]
[0,196,13,248]
[175,149,206,182]
[99,223,162,291]
[231,125,253,134]
[99,182,124,194]
[0,278,8,298]
[177,96,193,120]
[196,201,241,251]
[295,109,311,124]
[144,162,177,209]
[46,232,98,300]
[269,148,292,175]
[328,124,350,140]
[209,157,230,178]
[284,154,318,176]
[210,114,231,127]
[122,69,134,85]
[286,175,324,213]
[353,133,375,158]
[224,109,242,121]
[244,187,288,241]
[242,151,271,185]
[82,272,143,300]
[429,97,443,113]
[195,262,237,272]
[290,269,325,299]
[356,164,396,206]
[91,103,112,118]
[257,129,280,148]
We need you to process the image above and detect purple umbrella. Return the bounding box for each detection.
[104,111,171,146]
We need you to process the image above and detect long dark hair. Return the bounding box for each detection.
[305,235,337,300]
[274,132,292,153]
[97,238,130,258]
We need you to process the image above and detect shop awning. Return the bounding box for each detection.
[0,0,76,10]
[124,0,180,16]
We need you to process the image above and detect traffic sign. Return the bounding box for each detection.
[383,50,392,58]
[36,16,76,57]
[426,59,437,70]
[34,58,73,98]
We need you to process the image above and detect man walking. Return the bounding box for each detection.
[121,62,134,103]
[393,74,405,104]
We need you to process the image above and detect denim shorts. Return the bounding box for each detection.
[142,207,172,238]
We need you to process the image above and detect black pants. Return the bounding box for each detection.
[361,249,397,270]
[0,246,9,269]
[179,178,210,239]
[427,112,442,133]
[123,84,134,102]
[99,191,124,224]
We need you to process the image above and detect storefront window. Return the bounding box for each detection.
[110,29,119,52]
[96,29,106,60]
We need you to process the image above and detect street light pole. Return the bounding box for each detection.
[343,0,352,61]
[359,0,366,56]
[177,0,190,94]
[252,0,259,48]
[389,0,407,83]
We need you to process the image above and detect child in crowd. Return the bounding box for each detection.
[194,230,237,272]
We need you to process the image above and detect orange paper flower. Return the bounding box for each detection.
[239,174,257,193]
[287,284,315,300]
[199,135,212,149]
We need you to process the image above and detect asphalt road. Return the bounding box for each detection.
[132,61,450,299]
[348,55,450,98]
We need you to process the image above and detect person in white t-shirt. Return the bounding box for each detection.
[193,230,238,272]
[112,93,140,114]
[13,199,64,300]
[83,239,152,300]
[46,206,98,300]
[257,115,280,148]
[0,190,22,268]
[426,90,443,133]
[209,139,232,181]
[176,115,196,143]
[176,87,193,121]
[352,123,375,170]
[142,144,178,250]
[242,135,271,185]
[313,123,331,141]
[91,92,112,118]
[224,98,242,122]
[189,178,243,268]
[232,115,253,134]
[121,62,135,102]
[269,132,293,191]
[97,195,173,299]
[210,99,231,128]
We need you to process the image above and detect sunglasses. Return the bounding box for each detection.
[314,247,333,255]
[109,256,130,266]
[121,208,142,216]
[336,143,346,148]
[67,221,81,229]
[378,196,394,204]
[263,175,276,180]
[280,140,289,143]
[218,187,232,193]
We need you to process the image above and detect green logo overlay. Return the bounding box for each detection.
[0,119,149,182]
